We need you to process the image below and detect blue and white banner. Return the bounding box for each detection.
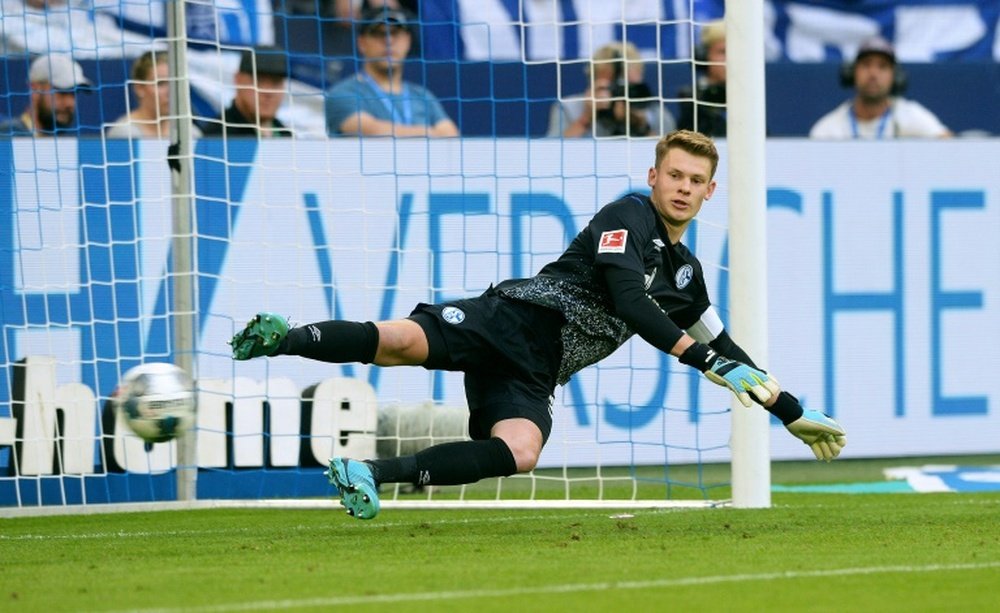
[2,1,997,62]
[0,0,275,58]
[2,138,999,504]
[421,0,689,61]
[762,0,1000,62]
[421,0,1000,62]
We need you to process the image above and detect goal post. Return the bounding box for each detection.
[167,0,199,504]
[725,0,772,508]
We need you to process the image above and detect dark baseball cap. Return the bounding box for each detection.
[238,47,288,77]
[855,36,896,64]
[356,6,412,35]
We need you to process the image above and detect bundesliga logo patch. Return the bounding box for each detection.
[598,229,628,254]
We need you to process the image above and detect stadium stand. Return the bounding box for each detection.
[2,56,998,137]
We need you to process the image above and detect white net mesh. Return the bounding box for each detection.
[0,1,737,511]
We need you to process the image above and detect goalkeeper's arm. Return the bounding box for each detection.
[602,267,779,407]
[685,307,848,460]
[601,264,847,461]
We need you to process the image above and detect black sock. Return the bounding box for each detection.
[276,320,379,364]
[368,438,517,486]
[765,391,805,425]
[366,455,417,486]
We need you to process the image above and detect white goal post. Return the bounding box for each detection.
[725,0,772,508]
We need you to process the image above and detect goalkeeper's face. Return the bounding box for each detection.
[647,148,716,237]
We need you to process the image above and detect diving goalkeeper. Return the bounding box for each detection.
[230,129,847,520]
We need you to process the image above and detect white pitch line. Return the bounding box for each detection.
[1,509,646,541]
[117,561,1000,613]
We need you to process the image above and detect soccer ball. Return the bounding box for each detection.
[114,362,196,443]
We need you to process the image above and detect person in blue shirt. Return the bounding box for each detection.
[325,6,459,137]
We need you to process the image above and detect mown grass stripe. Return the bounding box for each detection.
[117,560,1000,612]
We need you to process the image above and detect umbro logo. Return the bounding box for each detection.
[644,266,657,290]
[308,325,321,342]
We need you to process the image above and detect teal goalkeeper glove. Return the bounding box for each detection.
[679,343,780,407]
[785,409,847,462]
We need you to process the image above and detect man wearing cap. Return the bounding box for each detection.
[202,47,292,138]
[325,6,459,137]
[810,36,951,139]
[0,53,91,136]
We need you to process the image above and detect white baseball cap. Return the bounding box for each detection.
[28,53,92,90]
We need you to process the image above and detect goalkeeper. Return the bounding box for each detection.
[230,129,847,520]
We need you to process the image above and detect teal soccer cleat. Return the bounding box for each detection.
[229,312,289,360]
[325,457,380,520]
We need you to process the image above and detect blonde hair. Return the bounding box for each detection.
[654,130,719,178]
[586,41,642,79]
[131,50,166,82]
[699,20,725,48]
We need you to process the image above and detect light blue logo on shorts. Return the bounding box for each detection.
[442,306,465,324]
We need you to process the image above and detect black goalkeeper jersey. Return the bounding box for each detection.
[498,193,712,384]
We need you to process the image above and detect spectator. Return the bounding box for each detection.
[323,1,421,59]
[325,6,459,137]
[676,20,727,137]
[0,53,90,136]
[810,36,952,139]
[201,47,292,138]
[547,41,674,138]
[105,50,203,139]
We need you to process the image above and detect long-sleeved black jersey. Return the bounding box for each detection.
[498,193,713,384]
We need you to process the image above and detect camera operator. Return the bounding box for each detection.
[547,42,674,138]
[677,20,727,136]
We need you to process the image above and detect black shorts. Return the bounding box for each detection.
[408,287,565,444]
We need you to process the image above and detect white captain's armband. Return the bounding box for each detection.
[686,307,724,343]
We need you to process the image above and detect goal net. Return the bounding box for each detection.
[0,0,759,513]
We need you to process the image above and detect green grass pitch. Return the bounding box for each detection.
[2,457,999,612]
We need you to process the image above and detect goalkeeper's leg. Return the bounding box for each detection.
[357,298,554,488]
[362,435,520,486]
[329,432,524,520]
[331,417,543,520]
[231,313,429,365]
[279,318,429,365]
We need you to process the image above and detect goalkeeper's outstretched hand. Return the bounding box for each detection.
[703,356,780,407]
[677,343,780,407]
[785,409,847,462]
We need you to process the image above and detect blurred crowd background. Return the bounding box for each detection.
[1,0,998,138]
